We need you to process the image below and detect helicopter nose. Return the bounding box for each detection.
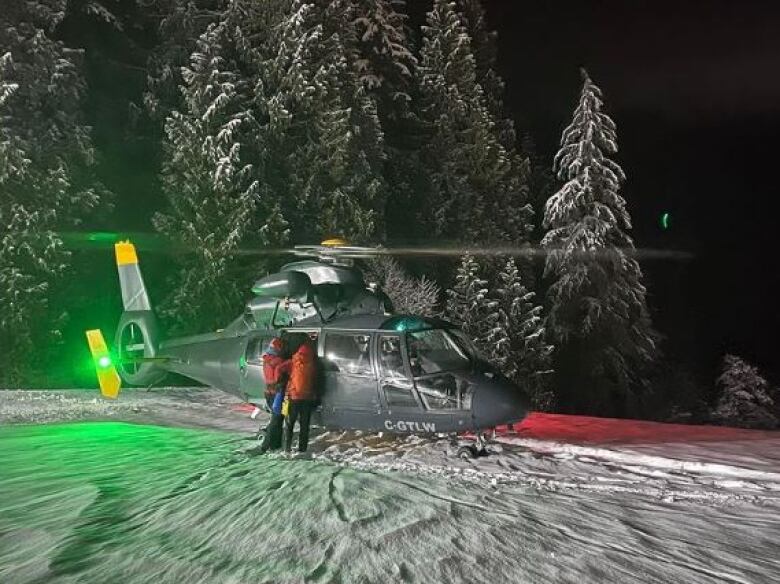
[471,375,530,429]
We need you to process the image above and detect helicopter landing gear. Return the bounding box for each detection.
[456,430,491,459]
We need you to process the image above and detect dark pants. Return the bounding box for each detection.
[284,400,314,452]
[260,413,284,453]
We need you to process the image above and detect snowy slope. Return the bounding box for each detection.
[1,388,778,583]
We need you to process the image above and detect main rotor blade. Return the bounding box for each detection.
[290,244,695,261]
[55,232,693,261]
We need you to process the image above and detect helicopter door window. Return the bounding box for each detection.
[378,335,419,408]
[323,333,373,376]
[246,337,265,363]
[378,336,407,380]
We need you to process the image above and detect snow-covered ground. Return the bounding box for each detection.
[1,388,778,583]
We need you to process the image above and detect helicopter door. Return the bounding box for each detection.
[239,335,269,402]
[377,335,422,411]
[321,331,381,427]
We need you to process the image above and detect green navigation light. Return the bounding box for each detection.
[98,356,112,368]
[87,231,120,243]
[660,212,671,230]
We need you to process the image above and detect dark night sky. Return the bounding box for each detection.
[480,1,780,382]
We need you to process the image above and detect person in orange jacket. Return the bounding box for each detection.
[283,335,318,453]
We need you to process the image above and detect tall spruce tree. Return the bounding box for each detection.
[418,0,531,245]
[350,0,422,242]
[266,0,387,241]
[543,69,657,415]
[0,2,109,383]
[352,0,416,113]
[143,0,227,121]
[489,258,554,410]
[156,0,392,331]
[454,0,514,152]
[445,254,496,355]
[154,1,288,333]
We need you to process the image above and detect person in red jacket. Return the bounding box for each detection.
[262,337,287,410]
[283,335,318,453]
[259,337,290,453]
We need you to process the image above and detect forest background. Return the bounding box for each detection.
[2,0,777,427]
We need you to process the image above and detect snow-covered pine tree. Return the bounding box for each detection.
[489,258,555,410]
[418,0,531,245]
[143,0,227,120]
[352,0,416,113]
[542,69,657,415]
[154,2,288,333]
[365,257,440,316]
[712,355,777,429]
[0,2,109,383]
[454,0,513,152]
[265,0,387,242]
[445,254,496,355]
[350,0,422,242]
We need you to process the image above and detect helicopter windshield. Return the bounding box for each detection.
[406,329,470,376]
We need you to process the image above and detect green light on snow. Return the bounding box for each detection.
[660,212,671,230]
[98,356,112,368]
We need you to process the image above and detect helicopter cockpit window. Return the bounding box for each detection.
[324,333,373,376]
[415,373,472,410]
[407,329,470,376]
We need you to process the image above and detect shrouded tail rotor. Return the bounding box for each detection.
[113,241,166,386]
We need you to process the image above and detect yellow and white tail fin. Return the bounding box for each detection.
[85,329,121,399]
[115,241,151,311]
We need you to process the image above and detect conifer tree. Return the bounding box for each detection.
[489,258,554,410]
[352,0,416,114]
[154,2,288,332]
[366,257,439,316]
[712,355,777,429]
[0,2,109,383]
[265,0,387,241]
[445,254,496,355]
[143,0,226,120]
[418,0,531,245]
[454,0,513,151]
[543,69,657,414]
[156,0,392,331]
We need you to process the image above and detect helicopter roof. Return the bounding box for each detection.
[291,313,455,333]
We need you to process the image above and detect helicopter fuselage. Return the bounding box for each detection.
[105,242,529,434]
[148,314,529,434]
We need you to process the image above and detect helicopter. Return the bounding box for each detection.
[85,238,530,450]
